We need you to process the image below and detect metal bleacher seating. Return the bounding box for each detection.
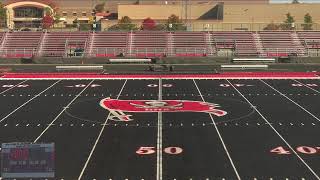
[0,31,319,59]
[259,31,306,57]
[40,32,89,57]
[0,31,42,58]
[130,31,167,57]
[297,31,320,49]
[171,32,207,57]
[88,32,127,57]
[212,31,257,57]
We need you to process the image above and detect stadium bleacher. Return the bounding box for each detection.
[0,31,318,58]
[297,31,320,49]
[39,32,89,57]
[259,31,306,57]
[88,32,127,58]
[171,32,208,57]
[0,31,42,58]
[212,31,257,57]
[130,31,167,57]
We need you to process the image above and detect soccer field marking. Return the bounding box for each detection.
[157,78,163,180]
[0,80,28,95]
[260,79,320,123]
[77,80,127,180]
[292,79,320,94]
[226,79,320,180]
[192,79,241,180]
[33,80,95,143]
[0,80,61,124]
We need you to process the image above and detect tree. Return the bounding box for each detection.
[263,23,280,30]
[302,13,313,30]
[108,16,138,31]
[166,14,186,31]
[95,3,105,13]
[42,15,54,29]
[292,0,300,4]
[134,0,140,5]
[0,2,6,28]
[44,7,52,16]
[142,17,156,30]
[281,13,295,30]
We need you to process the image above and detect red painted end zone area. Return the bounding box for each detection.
[0,72,319,79]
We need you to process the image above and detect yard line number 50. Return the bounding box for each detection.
[136,146,183,155]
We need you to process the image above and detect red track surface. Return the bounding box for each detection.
[0,72,319,79]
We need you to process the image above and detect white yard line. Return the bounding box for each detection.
[260,79,320,122]
[0,80,28,95]
[193,79,241,180]
[0,80,61,124]
[33,80,95,143]
[157,78,163,180]
[226,79,320,180]
[77,80,127,180]
[292,79,320,94]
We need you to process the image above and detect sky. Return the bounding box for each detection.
[270,0,320,3]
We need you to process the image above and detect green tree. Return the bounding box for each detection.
[292,0,300,4]
[263,23,280,30]
[44,7,52,16]
[281,13,295,30]
[302,13,313,30]
[166,14,186,31]
[108,16,137,31]
[0,2,7,28]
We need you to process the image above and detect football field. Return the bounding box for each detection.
[0,73,319,180]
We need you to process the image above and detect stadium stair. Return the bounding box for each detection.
[40,32,89,57]
[259,31,298,57]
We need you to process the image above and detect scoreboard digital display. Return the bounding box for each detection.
[1,143,54,178]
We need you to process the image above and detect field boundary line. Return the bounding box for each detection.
[226,79,320,180]
[193,79,241,180]
[77,79,127,180]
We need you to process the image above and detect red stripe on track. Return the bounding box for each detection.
[0,72,318,79]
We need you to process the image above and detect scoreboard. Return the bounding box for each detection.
[1,143,55,178]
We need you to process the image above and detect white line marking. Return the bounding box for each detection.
[77,80,127,180]
[34,80,95,143]
[193,79,241,180]
[226,79,320,180]
[260,79,320,123]
[0,80,28,95]
[157,78,163,180]
[0,80,61,124]
[292,79,320,94]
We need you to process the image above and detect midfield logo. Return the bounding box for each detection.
[100,98,227,121]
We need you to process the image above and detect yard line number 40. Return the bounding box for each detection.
[271,146,320,155]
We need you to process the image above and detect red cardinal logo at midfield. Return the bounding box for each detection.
[100,98,227,121]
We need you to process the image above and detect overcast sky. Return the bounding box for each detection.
[270,0,320,3]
